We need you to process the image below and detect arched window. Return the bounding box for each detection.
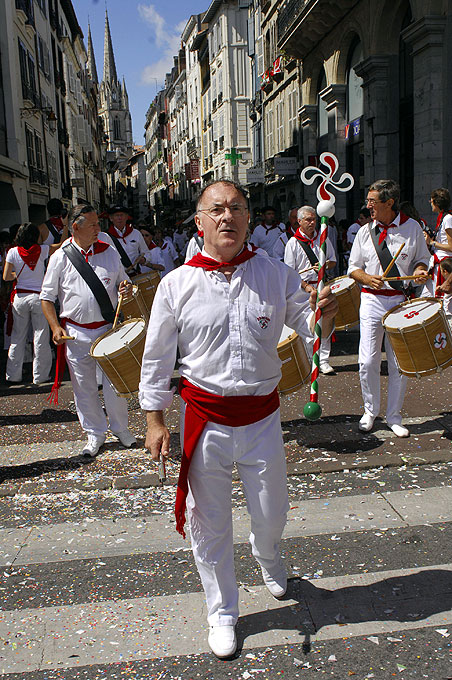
[113,117,121,140]
[346,40,363,122]
[317,70,328,137]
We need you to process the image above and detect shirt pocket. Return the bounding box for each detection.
[245,303,277,342]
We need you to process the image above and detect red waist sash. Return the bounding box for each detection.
[175,377,280,538]
[361,287,404,297]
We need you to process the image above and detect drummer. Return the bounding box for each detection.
[40,205,136,458]
[284,206,337,374]
[106,205,164,276]
[348,179,430,437]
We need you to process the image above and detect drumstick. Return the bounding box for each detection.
[299,265,317,275]
[382,242,405,278]
[382,274,433,281]
[60,335,75,341]
[158,453,167,484]
[113,281,128,330]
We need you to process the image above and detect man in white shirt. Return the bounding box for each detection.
[41,205,136,457]
[348,179,430,437]
[346,207,371,249]
[284,206,337,374]
[249,206,285,255]
[153,228,179,276]
[139,180,337,660]
[272,207,298,261]
[106,205,159,275]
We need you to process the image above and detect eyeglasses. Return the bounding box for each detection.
[366,198,382,206]
[198,204,248,219]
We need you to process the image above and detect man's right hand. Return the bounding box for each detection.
[366,274,384,289]
[52,326,69,345]
[145,411,171,462]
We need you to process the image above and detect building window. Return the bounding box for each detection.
[317,71,328,138]
[266,109,273,158]
[346,41,363,122]
[276,100,284,151]
[114,117,121,140]
[18,40,38,104]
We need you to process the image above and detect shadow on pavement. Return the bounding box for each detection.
[237,569,452,653]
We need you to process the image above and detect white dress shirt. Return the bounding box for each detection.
[347,222,361,244]
[40,239,129,323]
[139,250,313,411]
[434,213,452,259]
[272,232,289,261]
[348,214,430,286]
[184,236,202,263]
[284,233,336,282]
[109,226,153,266]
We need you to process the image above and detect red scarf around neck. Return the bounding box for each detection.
[17,244,41,270]
[436,211,451,231]
[294,228,316,248]
[49,216,64,232]
[175,377,280,537]
[377,212,409,245]
[108,224,134,241]
[186,248,256,270]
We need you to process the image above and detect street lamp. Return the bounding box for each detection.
[20,103,58,132]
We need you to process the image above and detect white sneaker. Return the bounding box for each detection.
[358,413,375,432]
[261,566,287,598]
[113,429,136,448]
[319,362,335,374]
[82,434,106,457]
[208,625,237,658]
[388,423,409,438]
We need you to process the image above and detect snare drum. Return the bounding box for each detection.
[382,297,452,377]
[329,275,360,330]
[89,318,146,397]
[121,285,150,322]
[277,324,311,394]
[131,271,160,316]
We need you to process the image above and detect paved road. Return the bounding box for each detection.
[1,331,452,677]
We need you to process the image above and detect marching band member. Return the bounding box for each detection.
[272,207,299,261]
[249,206,285,255]
[284,205,336,374]
[139,179,337,659]
[348,179,430,438]
[424,188,452,296]
[40,205,136,457]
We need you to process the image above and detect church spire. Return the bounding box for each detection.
[103,8,118,84]
[87,23,98,84]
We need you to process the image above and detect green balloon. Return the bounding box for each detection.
[303,401,322,421]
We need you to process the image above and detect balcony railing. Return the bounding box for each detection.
[277,0,308,44]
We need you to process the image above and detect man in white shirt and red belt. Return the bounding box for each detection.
[139,179,337,659]
[284,205,337,374]
[348,179,430,438]
[106,205,164,275]
[40,205,136,457]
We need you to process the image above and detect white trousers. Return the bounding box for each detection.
[358,294,407,424]
[65,322,129,437]
[6,293,52,383]
[185,407,289,626]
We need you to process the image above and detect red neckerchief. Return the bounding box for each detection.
[17,244,41,270]
[294,228,316,248]
[49,216,64,232]
[80,240,110,262]
[175,377,280,537]
[435,211,452,231]
[197,229,204,237]
[161,242,167,250]
[377,212,409,245]
[286,224,296,239]
[185,248,256,270]
[108,224,134,241]
[148,241,157,250]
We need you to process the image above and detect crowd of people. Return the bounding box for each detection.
[1,179,452,659]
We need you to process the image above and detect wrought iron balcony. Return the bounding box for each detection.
[277,0,358,59]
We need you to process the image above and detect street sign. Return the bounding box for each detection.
[246,167,265,183]
[190,159,200,179]
[274,157,298,175]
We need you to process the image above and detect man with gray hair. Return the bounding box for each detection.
[348,179,430,437]
[284,205,337,373]
[41,204,136,457]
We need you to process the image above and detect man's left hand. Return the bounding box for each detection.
[413,268,429,284]
[119,280,133,298]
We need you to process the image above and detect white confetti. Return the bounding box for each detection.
[435,628,450,637]
[367,636,379,645]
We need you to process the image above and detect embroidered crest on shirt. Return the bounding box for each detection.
[257,316,270,329]
[103,277,111,285]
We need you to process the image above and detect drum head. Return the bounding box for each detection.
[279,324,295,344]
[384,298,442,329]
[330,276,354,293]
[91,319,145,356]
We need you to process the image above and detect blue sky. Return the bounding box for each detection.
[73,0,208,144]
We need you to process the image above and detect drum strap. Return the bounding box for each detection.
[194,233,204,250]
[368,224,405,293]
[108,233,134,270]
[46,218,62,243]
[63,243,116,324]
[296,240,318,267]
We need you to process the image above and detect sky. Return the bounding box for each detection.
[73,0,208,145]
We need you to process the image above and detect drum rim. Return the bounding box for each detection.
[382,296,443,330]
[89,318,146,359]
[329,274,355,290]
[132,271,160,283]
